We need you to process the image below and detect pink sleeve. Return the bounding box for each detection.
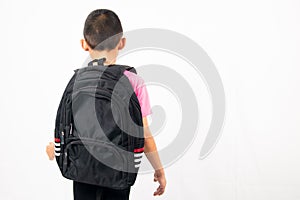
[124,70,152,117]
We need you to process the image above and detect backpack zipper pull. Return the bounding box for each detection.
[70,123,73,135]
[61,131,65,145]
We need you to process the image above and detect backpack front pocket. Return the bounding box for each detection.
[62,138,129,189]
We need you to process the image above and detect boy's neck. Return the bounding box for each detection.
[90,49,117,65]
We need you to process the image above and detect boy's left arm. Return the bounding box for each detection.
[143,117,167,196]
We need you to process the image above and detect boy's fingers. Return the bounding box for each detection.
[158,188,165,195]
[153,172,166,196]
[46,142,55,160]
[153,186,165,196]
[154,173,158,182]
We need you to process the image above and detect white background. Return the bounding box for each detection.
[0,0,300,199]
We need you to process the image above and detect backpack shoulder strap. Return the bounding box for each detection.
[123,65,137,74]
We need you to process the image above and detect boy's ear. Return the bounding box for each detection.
[81,39,90,51]
[117,38,126,50]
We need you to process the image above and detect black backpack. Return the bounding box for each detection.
[54,58,144,189]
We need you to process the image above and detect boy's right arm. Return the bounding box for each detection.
[143,117,166,196]
[46,142,55,160]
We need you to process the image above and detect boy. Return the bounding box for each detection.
[46,9,166,200]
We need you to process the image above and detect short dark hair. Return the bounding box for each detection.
[83,9,123,51]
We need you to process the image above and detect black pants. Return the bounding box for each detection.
[73,181,131,200]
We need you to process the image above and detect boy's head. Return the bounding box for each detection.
[81,9,126,61]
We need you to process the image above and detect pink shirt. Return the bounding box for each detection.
[124,70,152,117]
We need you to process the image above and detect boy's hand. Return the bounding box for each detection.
[46,142,55,160]
[153,169,166,196]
